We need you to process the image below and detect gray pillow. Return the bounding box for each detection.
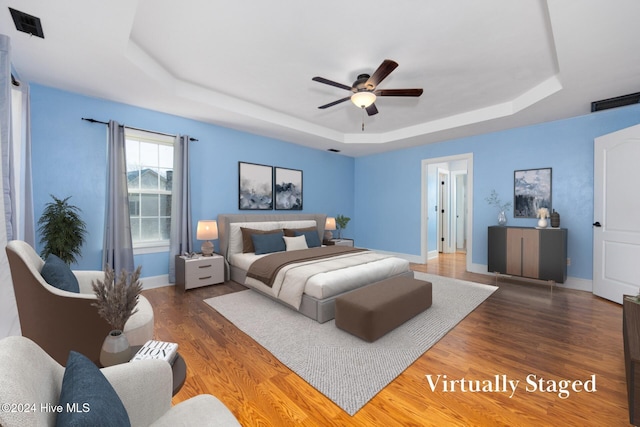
[252,231,286,255]
[41,254,80,293]
[295,230,321,248]
[56,351,131,427]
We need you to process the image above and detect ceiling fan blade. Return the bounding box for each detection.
[366,60,399,88]
[366,103,379,116]
[318,96,351,109]
[312,76,353,92]
[375,88,424,97]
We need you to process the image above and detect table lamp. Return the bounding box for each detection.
[324,217,336,241]
[196,220,218,256]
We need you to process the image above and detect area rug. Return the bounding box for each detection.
[204,273,497,415]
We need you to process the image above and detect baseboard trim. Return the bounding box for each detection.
[369,249,424,264]
[140,274,172,290]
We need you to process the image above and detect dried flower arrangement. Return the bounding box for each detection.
[537,207,550,219]
[92,265,143,332]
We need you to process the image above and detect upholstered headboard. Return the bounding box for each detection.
[217,213,327,260]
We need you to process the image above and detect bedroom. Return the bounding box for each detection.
[1,1,640,425]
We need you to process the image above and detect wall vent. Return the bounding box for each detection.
[591,92,640,112]
[9,8,45,39]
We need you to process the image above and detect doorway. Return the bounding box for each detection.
[421,153,474,271]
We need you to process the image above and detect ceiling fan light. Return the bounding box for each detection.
[351,91,376,108]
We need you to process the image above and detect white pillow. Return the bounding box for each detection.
[283,235,308,251]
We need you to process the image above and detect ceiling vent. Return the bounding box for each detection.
[328,148,341,153]
[9,8,45,39]
[591,92,640,112]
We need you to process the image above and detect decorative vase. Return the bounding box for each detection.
[537,218,548,228]
[497,211,507,226]
[550,210,560,228]
[100,330,131,367]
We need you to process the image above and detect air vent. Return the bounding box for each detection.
[9,8,45,39]
[591,92,640,112]
[328,148,340,153]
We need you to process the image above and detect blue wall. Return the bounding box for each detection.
[354,104,640,280]
[30,85,354,276]
[30,83,640,282]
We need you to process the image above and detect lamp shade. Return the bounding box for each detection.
[325,217,336,231]
[351,91,377,108]
[196,220,218,240]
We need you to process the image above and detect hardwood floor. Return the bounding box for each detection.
[142,253,630,426]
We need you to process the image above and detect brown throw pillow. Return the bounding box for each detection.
[241,227,282,253]
[283,226,317,237]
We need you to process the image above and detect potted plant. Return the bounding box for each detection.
[37,195,87,264]
[335,214,351,239]
[92,265,143,366]
[485,190,512,226]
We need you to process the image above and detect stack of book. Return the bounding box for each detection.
[130,340,179,365]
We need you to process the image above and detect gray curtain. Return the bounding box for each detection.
[1,35,11,241]
[0,34,21,337]
[103,120,134,273]
[168,135,192,282]
[9,78,34,245]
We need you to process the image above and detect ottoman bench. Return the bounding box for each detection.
[335,276,432,342]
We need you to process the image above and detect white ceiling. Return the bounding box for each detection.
[3,0,640,157]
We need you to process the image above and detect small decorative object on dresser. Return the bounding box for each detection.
[550,209,560,227]
[92,265,143,367]
[485,189,512,226]
[537,207,549,228]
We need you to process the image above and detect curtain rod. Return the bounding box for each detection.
[81,117,198,141]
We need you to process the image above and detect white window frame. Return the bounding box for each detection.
[125,128,174,255]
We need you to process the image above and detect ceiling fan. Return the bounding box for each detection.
[312,59,423,117]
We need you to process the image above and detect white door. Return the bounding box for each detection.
[593,124,640,303]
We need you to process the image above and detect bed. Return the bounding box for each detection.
[217,213,413,323]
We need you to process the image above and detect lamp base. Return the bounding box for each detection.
[201,241,214,256]
[324,231,333,240]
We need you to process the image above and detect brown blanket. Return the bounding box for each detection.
[246,246,368,288]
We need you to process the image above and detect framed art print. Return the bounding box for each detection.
[514,167,552,218]
[274,167,303,210]
[238,162,273,210]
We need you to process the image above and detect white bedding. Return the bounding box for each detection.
[232,250,410,309]
[223,218,411,311]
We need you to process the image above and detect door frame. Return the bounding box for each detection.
[421,153,474,268]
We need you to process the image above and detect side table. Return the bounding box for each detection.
[175,254,225,291]
[131,345,186,396]
[323,238,354,247]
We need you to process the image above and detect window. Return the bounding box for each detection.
[125,129,174,250]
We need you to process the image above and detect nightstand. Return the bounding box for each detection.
[323,238,354,247]
[175,254,224,291]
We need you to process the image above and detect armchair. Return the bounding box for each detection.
[5,240,154,365]
[0,336,241,427]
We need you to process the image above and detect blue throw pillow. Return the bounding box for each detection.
[56,351,131,427]
[295,230,321,248]
[41,254,80,293]
[252,231,286,255]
